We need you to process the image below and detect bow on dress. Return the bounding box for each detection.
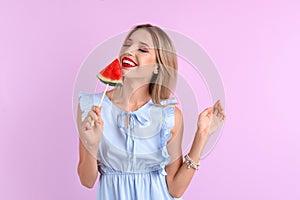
[116,110,152,130]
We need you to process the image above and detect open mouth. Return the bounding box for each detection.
[121,57,138,68]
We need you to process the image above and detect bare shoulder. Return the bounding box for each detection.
[174,106,182,120]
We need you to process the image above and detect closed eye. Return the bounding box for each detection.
[139,48,149,53]
[122,44,149,53]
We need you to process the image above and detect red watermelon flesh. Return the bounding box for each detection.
[97,58,123,86]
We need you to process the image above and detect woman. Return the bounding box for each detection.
[77,24,226,199]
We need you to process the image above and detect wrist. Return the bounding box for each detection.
[184,154,200,170]
[196,127,208,135]
[196,128,211,143]
[189,129,209,160]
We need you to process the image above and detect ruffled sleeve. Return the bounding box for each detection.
[78,91,101,121]
[159,97,177,175]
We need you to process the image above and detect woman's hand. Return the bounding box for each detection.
[79,106,104,152]
[197,100,226,139]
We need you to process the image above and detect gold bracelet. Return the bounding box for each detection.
[184,154,200,170]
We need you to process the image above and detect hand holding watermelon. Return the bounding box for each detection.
[79,106,104,156]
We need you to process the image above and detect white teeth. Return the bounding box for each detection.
[123,59,136,66]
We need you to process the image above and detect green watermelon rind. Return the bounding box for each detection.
[97,74,123,86]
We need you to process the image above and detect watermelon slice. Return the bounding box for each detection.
[97,58,123,86]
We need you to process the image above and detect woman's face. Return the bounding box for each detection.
[119,28,157,81]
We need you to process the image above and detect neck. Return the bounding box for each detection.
[112,78,151,106]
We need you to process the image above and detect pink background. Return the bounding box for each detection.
[1,0,299,199]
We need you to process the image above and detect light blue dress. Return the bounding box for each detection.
[78,91,183,200]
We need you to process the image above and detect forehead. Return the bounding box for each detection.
[127,29,154,47]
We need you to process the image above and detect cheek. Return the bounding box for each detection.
[139,54,156,66]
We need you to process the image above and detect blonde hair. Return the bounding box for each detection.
[122,24,178,106]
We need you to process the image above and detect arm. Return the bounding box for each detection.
[76,104,99,188]
[165,107,207,198]
[165,105,222,198]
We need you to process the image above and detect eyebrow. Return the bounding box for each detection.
[127,38,150,47]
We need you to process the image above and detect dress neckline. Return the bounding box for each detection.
[103,92,153,114]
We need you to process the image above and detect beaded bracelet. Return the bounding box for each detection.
[184,154,200,170]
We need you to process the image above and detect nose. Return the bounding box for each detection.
[123,44,138,56]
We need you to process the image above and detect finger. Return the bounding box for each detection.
[219,103,225,114]
[214,103,221,115]
[85,113,96,128]
[218,113,225,121]
[200,108,208,115]
[217,101,223,110]
[94,107,103,123]
[221,111,226,118]
[219,113,224,119]
[202,107,213,115]
[83,115,92,124]
[213,101,219,111]
[218,102,224,112]
[219,106,225,116]
[88,110,99,121]
[213,107,218,115]
[219,103,224,113]
[84,121,91,130]
[199,108,208,115]
[96,118,104,126]
[97,116,103,126]
[215,99,221,106]
[92,106,102,116]
[217,102,224,115]
[216,100,221,109]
